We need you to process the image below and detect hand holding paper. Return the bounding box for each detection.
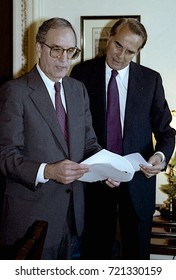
[78,149,151,182]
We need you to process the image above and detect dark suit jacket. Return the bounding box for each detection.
[70,56,175,219]
[0,66,101,249]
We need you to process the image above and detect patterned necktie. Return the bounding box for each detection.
[54,82,68,144]
[106,70,122,154]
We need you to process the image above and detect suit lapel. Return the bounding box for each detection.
[93,56,106,110]
[28,67,68,155]
[90,56,107,146]
[123,62,145,136]
[62,77,80,159]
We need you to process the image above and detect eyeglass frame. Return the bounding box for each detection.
[42,42,81,60]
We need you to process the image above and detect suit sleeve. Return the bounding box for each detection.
[0,82,40,188]
[151,73,175,163]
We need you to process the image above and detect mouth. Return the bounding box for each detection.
[112,57,123,65]
[55,63,67,69]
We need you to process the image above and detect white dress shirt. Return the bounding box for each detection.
[106,63,129,135]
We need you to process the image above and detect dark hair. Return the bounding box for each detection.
[110,18,147,49]
[36,17,78,45]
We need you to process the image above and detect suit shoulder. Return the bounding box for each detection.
[0,74,28,95]
[131,61,160,77]
[0,67,40,99]
[0,67,37,91]
[71,56,105,71]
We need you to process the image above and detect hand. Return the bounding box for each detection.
[105,178,120,188]
[140,154,166,178]
[44,159,89,184]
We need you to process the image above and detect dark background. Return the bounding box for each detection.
[0,0,12,222]
[0,0,13,86]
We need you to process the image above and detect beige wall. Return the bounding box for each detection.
[13,0,176,203]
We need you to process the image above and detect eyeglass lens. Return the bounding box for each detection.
[51,46,80,59]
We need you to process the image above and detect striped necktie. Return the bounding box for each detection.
[54,82,69,144]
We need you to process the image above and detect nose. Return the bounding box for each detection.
[117,48,125,58]
[58,50,68,61]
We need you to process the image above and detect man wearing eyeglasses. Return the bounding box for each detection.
[0,17,119,260]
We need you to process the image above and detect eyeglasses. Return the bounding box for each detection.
[43,43,81,60]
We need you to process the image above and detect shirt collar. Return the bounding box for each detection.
[36,64,62,90]
[106,63,129,80]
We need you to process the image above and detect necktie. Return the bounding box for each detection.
[54,82,69,144]
[106,70,122,154]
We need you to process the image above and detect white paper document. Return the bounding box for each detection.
[78,149,151,183]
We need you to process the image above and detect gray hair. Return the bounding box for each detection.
[36,17,78,46]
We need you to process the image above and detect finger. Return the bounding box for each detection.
[105,181,116,188]
[106,178,120,188]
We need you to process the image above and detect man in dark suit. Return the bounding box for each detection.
[0,17,120,260]
[70,18,175,259]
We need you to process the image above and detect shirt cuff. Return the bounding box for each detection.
[35,163,49,186]
[154,151,165,163]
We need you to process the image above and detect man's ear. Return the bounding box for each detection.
[35,42,42,58]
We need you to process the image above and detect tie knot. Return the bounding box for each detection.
[54,82,61,93]
[111,70,118,78]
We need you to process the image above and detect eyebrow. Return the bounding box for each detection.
[46,43,76,49]
[114,40,136,54]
